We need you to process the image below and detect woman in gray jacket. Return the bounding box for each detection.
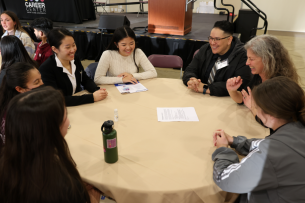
[212,76,305,203]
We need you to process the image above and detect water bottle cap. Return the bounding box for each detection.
[101,120,114,133]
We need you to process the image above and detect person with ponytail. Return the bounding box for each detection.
[212,76,305,203]
[0,86,101,203]
[0,62,43,150]
[94,26,157,85]
[40,28,108,107]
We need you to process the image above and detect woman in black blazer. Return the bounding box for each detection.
[40,28,108,106]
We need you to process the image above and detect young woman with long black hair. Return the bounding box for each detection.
[40,28,108,107]
[94,26,157,85]
[0,86,101,203]
[0,35,37,85]
[0,62,43,150]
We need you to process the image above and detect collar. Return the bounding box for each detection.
[212,39,236,61]
[266,122,291,138]
[14,30,22,38]
[55,54,76,76]
[3,30,22,37]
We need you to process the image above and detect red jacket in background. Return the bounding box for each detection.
[34,42,53,66]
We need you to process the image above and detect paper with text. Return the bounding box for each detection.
[157,107,199,122]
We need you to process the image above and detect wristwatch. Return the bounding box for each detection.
[203,85,209,95]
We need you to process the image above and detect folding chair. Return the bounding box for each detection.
[148,54,183,79]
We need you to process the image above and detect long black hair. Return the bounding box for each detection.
[0,62,37,121]
[107,26,139,72]
[0,86,90,203]
[47,28,73,50]
[0,35,37,70]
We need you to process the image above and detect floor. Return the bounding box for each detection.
[81,30,305,88]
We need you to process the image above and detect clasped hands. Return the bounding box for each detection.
[187,77,208,93]
[213,129,233,149]
[118,72,138,84]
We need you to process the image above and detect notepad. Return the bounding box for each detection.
[115,82,148,94]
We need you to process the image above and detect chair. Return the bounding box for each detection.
[148,55,183,79]
[85,62,98,80]
[193,49,199,58]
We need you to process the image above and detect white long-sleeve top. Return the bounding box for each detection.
[94,49,157,84]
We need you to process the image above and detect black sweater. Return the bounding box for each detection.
[182,36,252,96]
[40,55,99,106]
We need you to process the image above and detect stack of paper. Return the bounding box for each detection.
[115,82,148,94]
[157,107,199,122]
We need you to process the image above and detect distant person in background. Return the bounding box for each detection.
[0,62,43,150]
[40,28,108,106]
[0,86,101,203]
[0,35,38,85]
[0,11,35,58]
[30,17,53,65]
[183,21,251,96]
[94,26,157,85]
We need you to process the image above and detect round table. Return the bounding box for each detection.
[67,78,269,203]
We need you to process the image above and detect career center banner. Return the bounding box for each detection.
[25,0,46,14]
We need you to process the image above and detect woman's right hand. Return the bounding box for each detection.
[226,76,243,92]
[93,88,108,102]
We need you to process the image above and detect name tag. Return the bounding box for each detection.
[216,59,229,70]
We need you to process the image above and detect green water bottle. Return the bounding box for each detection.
[101,120,118,163]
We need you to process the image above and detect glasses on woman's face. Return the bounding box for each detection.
[208,36,230,42]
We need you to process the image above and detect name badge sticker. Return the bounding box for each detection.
[216,59,229,70]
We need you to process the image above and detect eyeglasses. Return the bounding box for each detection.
[208,36,230,42]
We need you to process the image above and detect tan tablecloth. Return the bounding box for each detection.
[67,78,269,203]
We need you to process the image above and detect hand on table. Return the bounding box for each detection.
[241,87,252,110]
[84,182,102,203]
[118,72,138,84]
[187,78,208,93]
[213,129,233,148]
[226,76,243,92]
[93,88,108,102]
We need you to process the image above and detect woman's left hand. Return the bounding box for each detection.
[118,72,133,78]
[241,87,252,110]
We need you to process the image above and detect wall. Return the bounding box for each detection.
[241,0,305,32]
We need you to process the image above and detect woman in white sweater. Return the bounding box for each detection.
[94,26,157,85]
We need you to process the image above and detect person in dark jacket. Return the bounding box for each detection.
[212,76,305,203]
[40,28,108,107]
[182,21,251,96]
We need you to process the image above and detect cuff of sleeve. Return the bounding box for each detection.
[212,147,239,162]
[230,136,239,148]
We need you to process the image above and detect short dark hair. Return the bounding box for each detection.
[47,28,73,50]
[30,17,53,35]
[213,21,234,35]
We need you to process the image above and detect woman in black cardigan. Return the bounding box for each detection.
[40,28,108,106]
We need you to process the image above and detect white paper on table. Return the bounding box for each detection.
[157,107,199,122]
[115,82,148,94]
